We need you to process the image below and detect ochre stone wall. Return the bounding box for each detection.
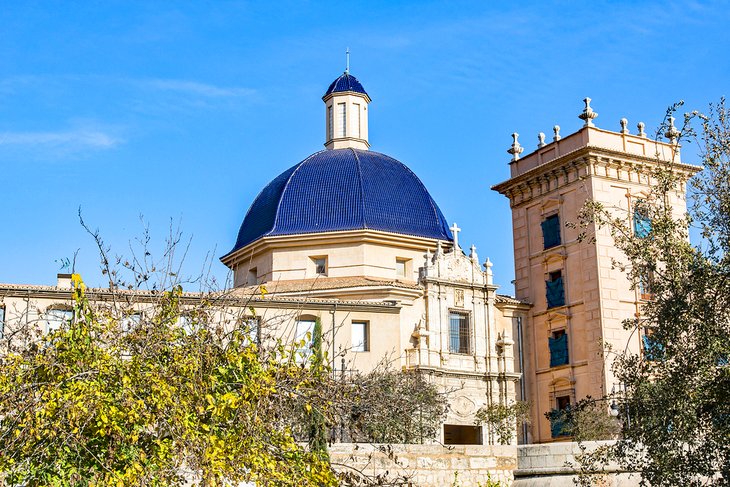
[329,443,516,486]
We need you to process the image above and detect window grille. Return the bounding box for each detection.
[541,214,561,249]
[449,312,470,354]
[327,105,333,140]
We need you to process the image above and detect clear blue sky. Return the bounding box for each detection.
[1,1,728,293]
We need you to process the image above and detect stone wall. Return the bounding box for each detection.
[513,441,641,487]
[329,443,516,486]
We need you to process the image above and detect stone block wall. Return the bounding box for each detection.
[513,441,641,487]
[329,443,517,486]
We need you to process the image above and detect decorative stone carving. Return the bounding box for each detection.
[452,395,476,418]
[553,125,561,141]
[507,133,524,161]
[665,116,679,143]
[537,132,546,148]
[620,118,629,134]
[469,244,478,263]
[483,257,493,285]
[455,289,465,308]
[578,97,598,127]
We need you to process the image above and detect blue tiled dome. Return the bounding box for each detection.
[324,72,369,98]
[226,148,453,254]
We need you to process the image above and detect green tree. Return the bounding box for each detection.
[338,366,449,444]
[475,401,531,445]
[0,275,337,486]
[576,100,730,485]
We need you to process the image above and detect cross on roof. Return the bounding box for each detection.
[450,222,461,249]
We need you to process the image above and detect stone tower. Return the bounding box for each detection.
[492,100,700,443]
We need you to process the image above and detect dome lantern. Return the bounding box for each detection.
[322,69,371,150]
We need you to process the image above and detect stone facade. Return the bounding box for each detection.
[329,443,516,486]
[513,441,641,486]
[493,107,701,443]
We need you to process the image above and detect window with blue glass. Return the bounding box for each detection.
[541,214,561,249]
[633,200,651,238]
[549,329,569,367]
[546,270,565,308]
[642,328,664,361]
[548,395,572,438]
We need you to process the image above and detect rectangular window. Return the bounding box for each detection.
[633,200,651,238]
[546,270,565,308]
[642,328,663,361]
[443,424,483,445]
[327,105,333,140]
[351,321,369,352]
[541,214,561,249]
[353,103,361,138]
[0,307,5,339]
[337,103,346,137]
[247,267,258,286]
[122,312,142,333]
[449,312,470,354]
[177,314,194,334]
[313,257,327,275]
[550,395,572,438]
[46,308,73,333]
[395,258,408,278]
[242,316,260,344]
[549,329,569,367]
[639,270,654,300]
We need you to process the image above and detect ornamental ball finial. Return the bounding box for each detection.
[538,132,546,148]
[620,118,629,134]
[579,97,598,127]
[637,121,646,137]
[553,125,561,141]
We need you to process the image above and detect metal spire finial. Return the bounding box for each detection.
[345,47,350,74]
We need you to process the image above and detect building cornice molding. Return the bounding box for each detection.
[221,229,452,268]
[421,277,498,292]
[0,284,402,313]
[322,90,371,104]
[492,144,701,207]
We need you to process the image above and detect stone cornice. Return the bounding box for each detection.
[492,145,701,207]
[405,364,522,381]
[221,229,452,268]
[421,276,498,292]
[0,284,402,313]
